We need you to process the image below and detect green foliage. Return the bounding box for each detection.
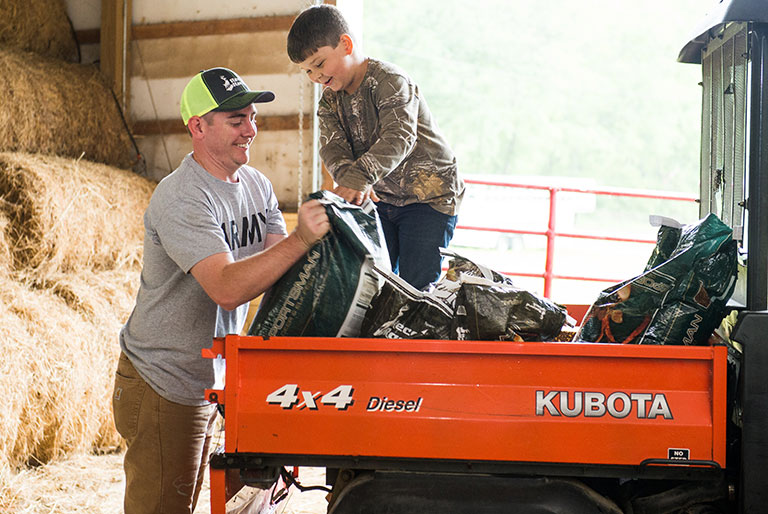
[363,0,707,194]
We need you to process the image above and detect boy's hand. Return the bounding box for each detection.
[293,199,330,249]
[333,185,380,205]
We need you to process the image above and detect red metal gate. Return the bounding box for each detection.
[455,178,698,298]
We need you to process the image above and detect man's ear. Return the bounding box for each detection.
[187,116,205,138]
[339,34,354,55]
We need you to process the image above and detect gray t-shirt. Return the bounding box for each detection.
[119,153,287,406]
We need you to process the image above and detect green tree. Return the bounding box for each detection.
[363,0,706,194]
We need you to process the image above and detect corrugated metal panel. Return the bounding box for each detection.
[699,23,748,237]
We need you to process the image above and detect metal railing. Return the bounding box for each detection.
[455,178,699,298]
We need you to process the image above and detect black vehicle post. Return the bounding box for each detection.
[679,1,768,511]
[737,21,768,513]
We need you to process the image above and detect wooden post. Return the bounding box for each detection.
[100,0,131,114]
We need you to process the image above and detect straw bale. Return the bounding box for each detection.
[0,280,123,472]
[34,268,139,326]
[0,0,78,62]
[0,212,11,276]
[0,452,129,513]
[0,290,34,472]
[0,152,154,277]
[0,152,150,477]
[0,48,136,168]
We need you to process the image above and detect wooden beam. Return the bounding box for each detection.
[100,0,132,112]
[134,15,294,40]
[75,28,100,45]
[132,114,310,136]
[131,32,292,79]
[76,15,294,45]
[321,163,335,190]
[131,119,185,136]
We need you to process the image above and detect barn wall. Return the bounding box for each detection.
[64,0,324,211]
[65,0,101,64]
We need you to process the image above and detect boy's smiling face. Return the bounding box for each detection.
[299,35,362,94]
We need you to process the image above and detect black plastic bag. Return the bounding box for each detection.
[248,191,390,337]
[644,215,684,271]
[452,275,567,341]
[440,249,515,286]
[361,266,453,340]
[363,250,567,342]
[429,250,516,310]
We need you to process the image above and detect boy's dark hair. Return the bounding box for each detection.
[287,4,351,63]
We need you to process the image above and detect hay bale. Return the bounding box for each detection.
[0,212,11,276]
[0,280,123,471]
[0,291,34,472]
[0,152,149,502]
[0,152,154,277]
[0,49,135,168]
[0,0,78,62]
[0,278,130,509]
[0,264,139,479]
[36,268,139,325]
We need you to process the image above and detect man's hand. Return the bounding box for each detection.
[333,185,380,205]
[293,199,330,249]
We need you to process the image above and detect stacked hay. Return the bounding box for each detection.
[0,0,78,62]
[0,152,154,473]
[0,48,136,169]
[0,152,150,277]
[0,283,115,468]
[0,212,11,276]
[0,2,153,502]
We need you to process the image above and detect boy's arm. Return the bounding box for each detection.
[317,96,358,185]
[318,75,419,194]
[316,102,373,203]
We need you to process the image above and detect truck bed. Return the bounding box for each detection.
[203,335,727,480]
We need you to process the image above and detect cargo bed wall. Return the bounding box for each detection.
[204,336,727,477]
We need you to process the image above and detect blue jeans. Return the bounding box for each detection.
[376,202,458,290]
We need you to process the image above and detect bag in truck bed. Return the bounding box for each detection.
[362,251,569,341]
[452,274,568,341]
[576,213,738,345]
[248,191,390,337]
[360,266,454,340]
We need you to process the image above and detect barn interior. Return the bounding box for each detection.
[0,0,336,509]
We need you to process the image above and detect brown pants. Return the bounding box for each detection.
[112,352,218,514]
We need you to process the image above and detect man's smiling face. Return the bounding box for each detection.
[202,104,258,173]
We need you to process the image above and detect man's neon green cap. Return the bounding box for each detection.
[180,67,275,125]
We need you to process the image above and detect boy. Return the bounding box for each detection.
[287,4,464,291]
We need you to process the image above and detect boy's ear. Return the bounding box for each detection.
[339,34,354,55]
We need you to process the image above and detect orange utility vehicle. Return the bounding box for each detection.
[204,1,768,512]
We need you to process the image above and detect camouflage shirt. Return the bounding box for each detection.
[318,59,464,215]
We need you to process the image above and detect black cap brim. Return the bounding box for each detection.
[215,90,275,111]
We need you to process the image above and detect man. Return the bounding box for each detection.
[112,67,329,513]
